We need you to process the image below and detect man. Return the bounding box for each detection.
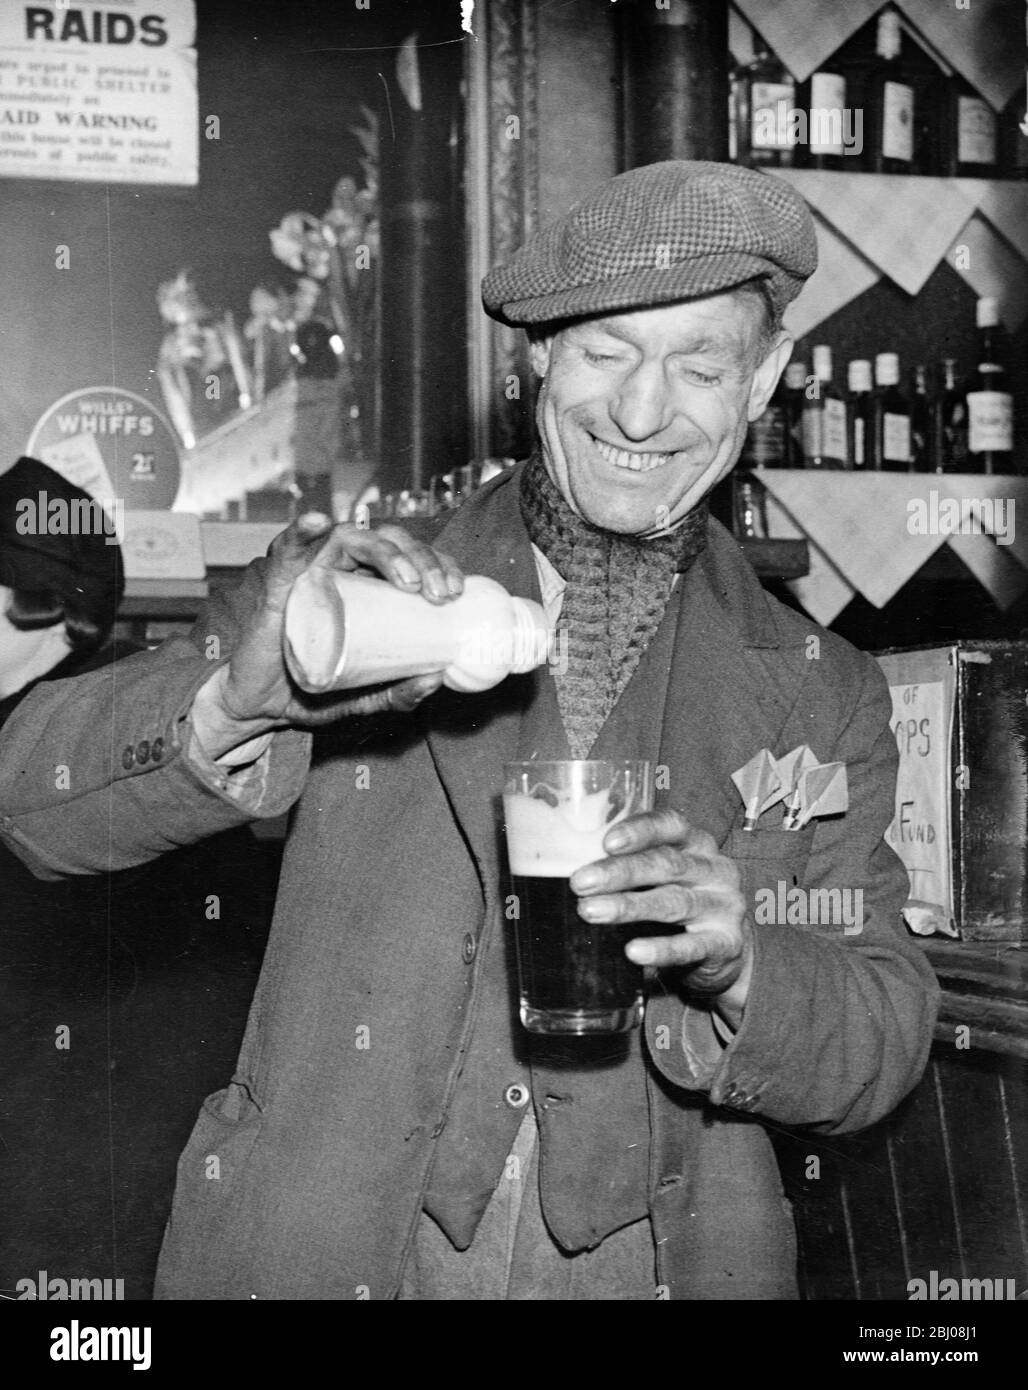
[0,457,277,1298]
[0,162,938,1300]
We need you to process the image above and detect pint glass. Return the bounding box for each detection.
[502,760,654,1035]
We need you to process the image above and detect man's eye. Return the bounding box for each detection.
[583,349,623,365]
[683,367,722,386]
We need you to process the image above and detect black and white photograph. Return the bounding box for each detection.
[1,0,1026,1359]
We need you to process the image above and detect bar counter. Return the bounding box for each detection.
[778,934,1028,1300]
[927,939,1028,1062]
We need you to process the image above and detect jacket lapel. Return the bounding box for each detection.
[658,521,815,844]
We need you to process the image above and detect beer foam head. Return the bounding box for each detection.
[503,784,627,877]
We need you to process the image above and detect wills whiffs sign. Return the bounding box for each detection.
[0,2,197,185]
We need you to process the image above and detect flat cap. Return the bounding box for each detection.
[482,160,816,327]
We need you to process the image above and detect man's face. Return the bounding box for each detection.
[530,291,791,535]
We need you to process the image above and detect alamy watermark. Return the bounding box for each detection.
[455,620,569,677]
[753,880,864,934]
[13,1270,125,1300]
[754,102,864,157]
[907,1271,1025,1300]
[907,491,1014,545]
[50,1320,151,1371]
[14,490,124,547]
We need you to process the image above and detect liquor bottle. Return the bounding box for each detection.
[847,360,873,470]
[293,319,342,516]
[999,87,1028,179]
[795,67,847,170]
[863,9,917,174]
[967,298,1014,475]
[872,353,912,471]
[802,346,848,468]
[910,365,934,471]
[732,42,797,168]
[740,377,788,468]
[732,473,769,539]
[934,359,969,473]
[940,74,998,177]
[781,361,807,467]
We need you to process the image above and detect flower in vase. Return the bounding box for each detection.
[270,212,333,281]
[157,270,209,327]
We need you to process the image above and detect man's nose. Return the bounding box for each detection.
[608,362,671,441]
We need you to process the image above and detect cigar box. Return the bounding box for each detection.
[875,641,1028,943]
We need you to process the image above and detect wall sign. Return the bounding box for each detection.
[27,386,181,511]
[877,647,958,927]
[0,2,197,185]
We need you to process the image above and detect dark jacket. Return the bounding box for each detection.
[0,464,939,1299]
[0,641,279,1300]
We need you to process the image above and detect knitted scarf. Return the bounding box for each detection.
[518,452,709,757]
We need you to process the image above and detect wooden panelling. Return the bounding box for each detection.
[884,1062,961,1285]
[934,1045,1027,1281]
[782,1042,1028,1299]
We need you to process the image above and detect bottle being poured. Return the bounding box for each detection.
[283,568,551,695]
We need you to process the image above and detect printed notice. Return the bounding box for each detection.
[0,1,197,186]
[883,679,954,914]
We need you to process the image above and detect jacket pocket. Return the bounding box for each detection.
[156,1080,265,1298]
[723,826,816,917]
[173,1078,264,1192]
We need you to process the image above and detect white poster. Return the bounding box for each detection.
[0,1,197,185]
[875,649,958,928]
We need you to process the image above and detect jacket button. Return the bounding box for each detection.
[151,737,164,763]
[461,933,476,964]
[121,746,135,770]
[136,740,151,765]
[504,1083,530,1109]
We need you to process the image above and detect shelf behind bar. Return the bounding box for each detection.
[925,939,1028,1060]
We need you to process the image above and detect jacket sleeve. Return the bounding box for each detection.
[0,565,311,880]
[644,652,940,1136]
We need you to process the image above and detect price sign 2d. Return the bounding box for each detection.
[27,386,182,512]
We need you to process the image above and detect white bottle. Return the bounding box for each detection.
[283,569,550,695]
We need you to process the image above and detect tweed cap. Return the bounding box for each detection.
[481,160,817,327]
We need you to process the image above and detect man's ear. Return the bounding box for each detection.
[528,334,553,378]
[747,331,794,423]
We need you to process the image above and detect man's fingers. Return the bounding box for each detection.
[383,671,445,710]
[624,925,735,972]
[260,513,338,601]
[570,846,710,895]
[311,522,464,603]
[432,549,465,598]
[269,512,335,561]
[334,671,444,718]
[577,883,710,926]
[600,808,716,857]
[374,525,464,601]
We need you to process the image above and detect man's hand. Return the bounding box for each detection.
[191,512,465,757]
[569,809,754,1027]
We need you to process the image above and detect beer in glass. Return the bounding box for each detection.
[502,760,654,1034]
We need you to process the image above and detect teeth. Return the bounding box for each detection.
[593,438,672,472]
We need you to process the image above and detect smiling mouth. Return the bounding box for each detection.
[592,436,680,473]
